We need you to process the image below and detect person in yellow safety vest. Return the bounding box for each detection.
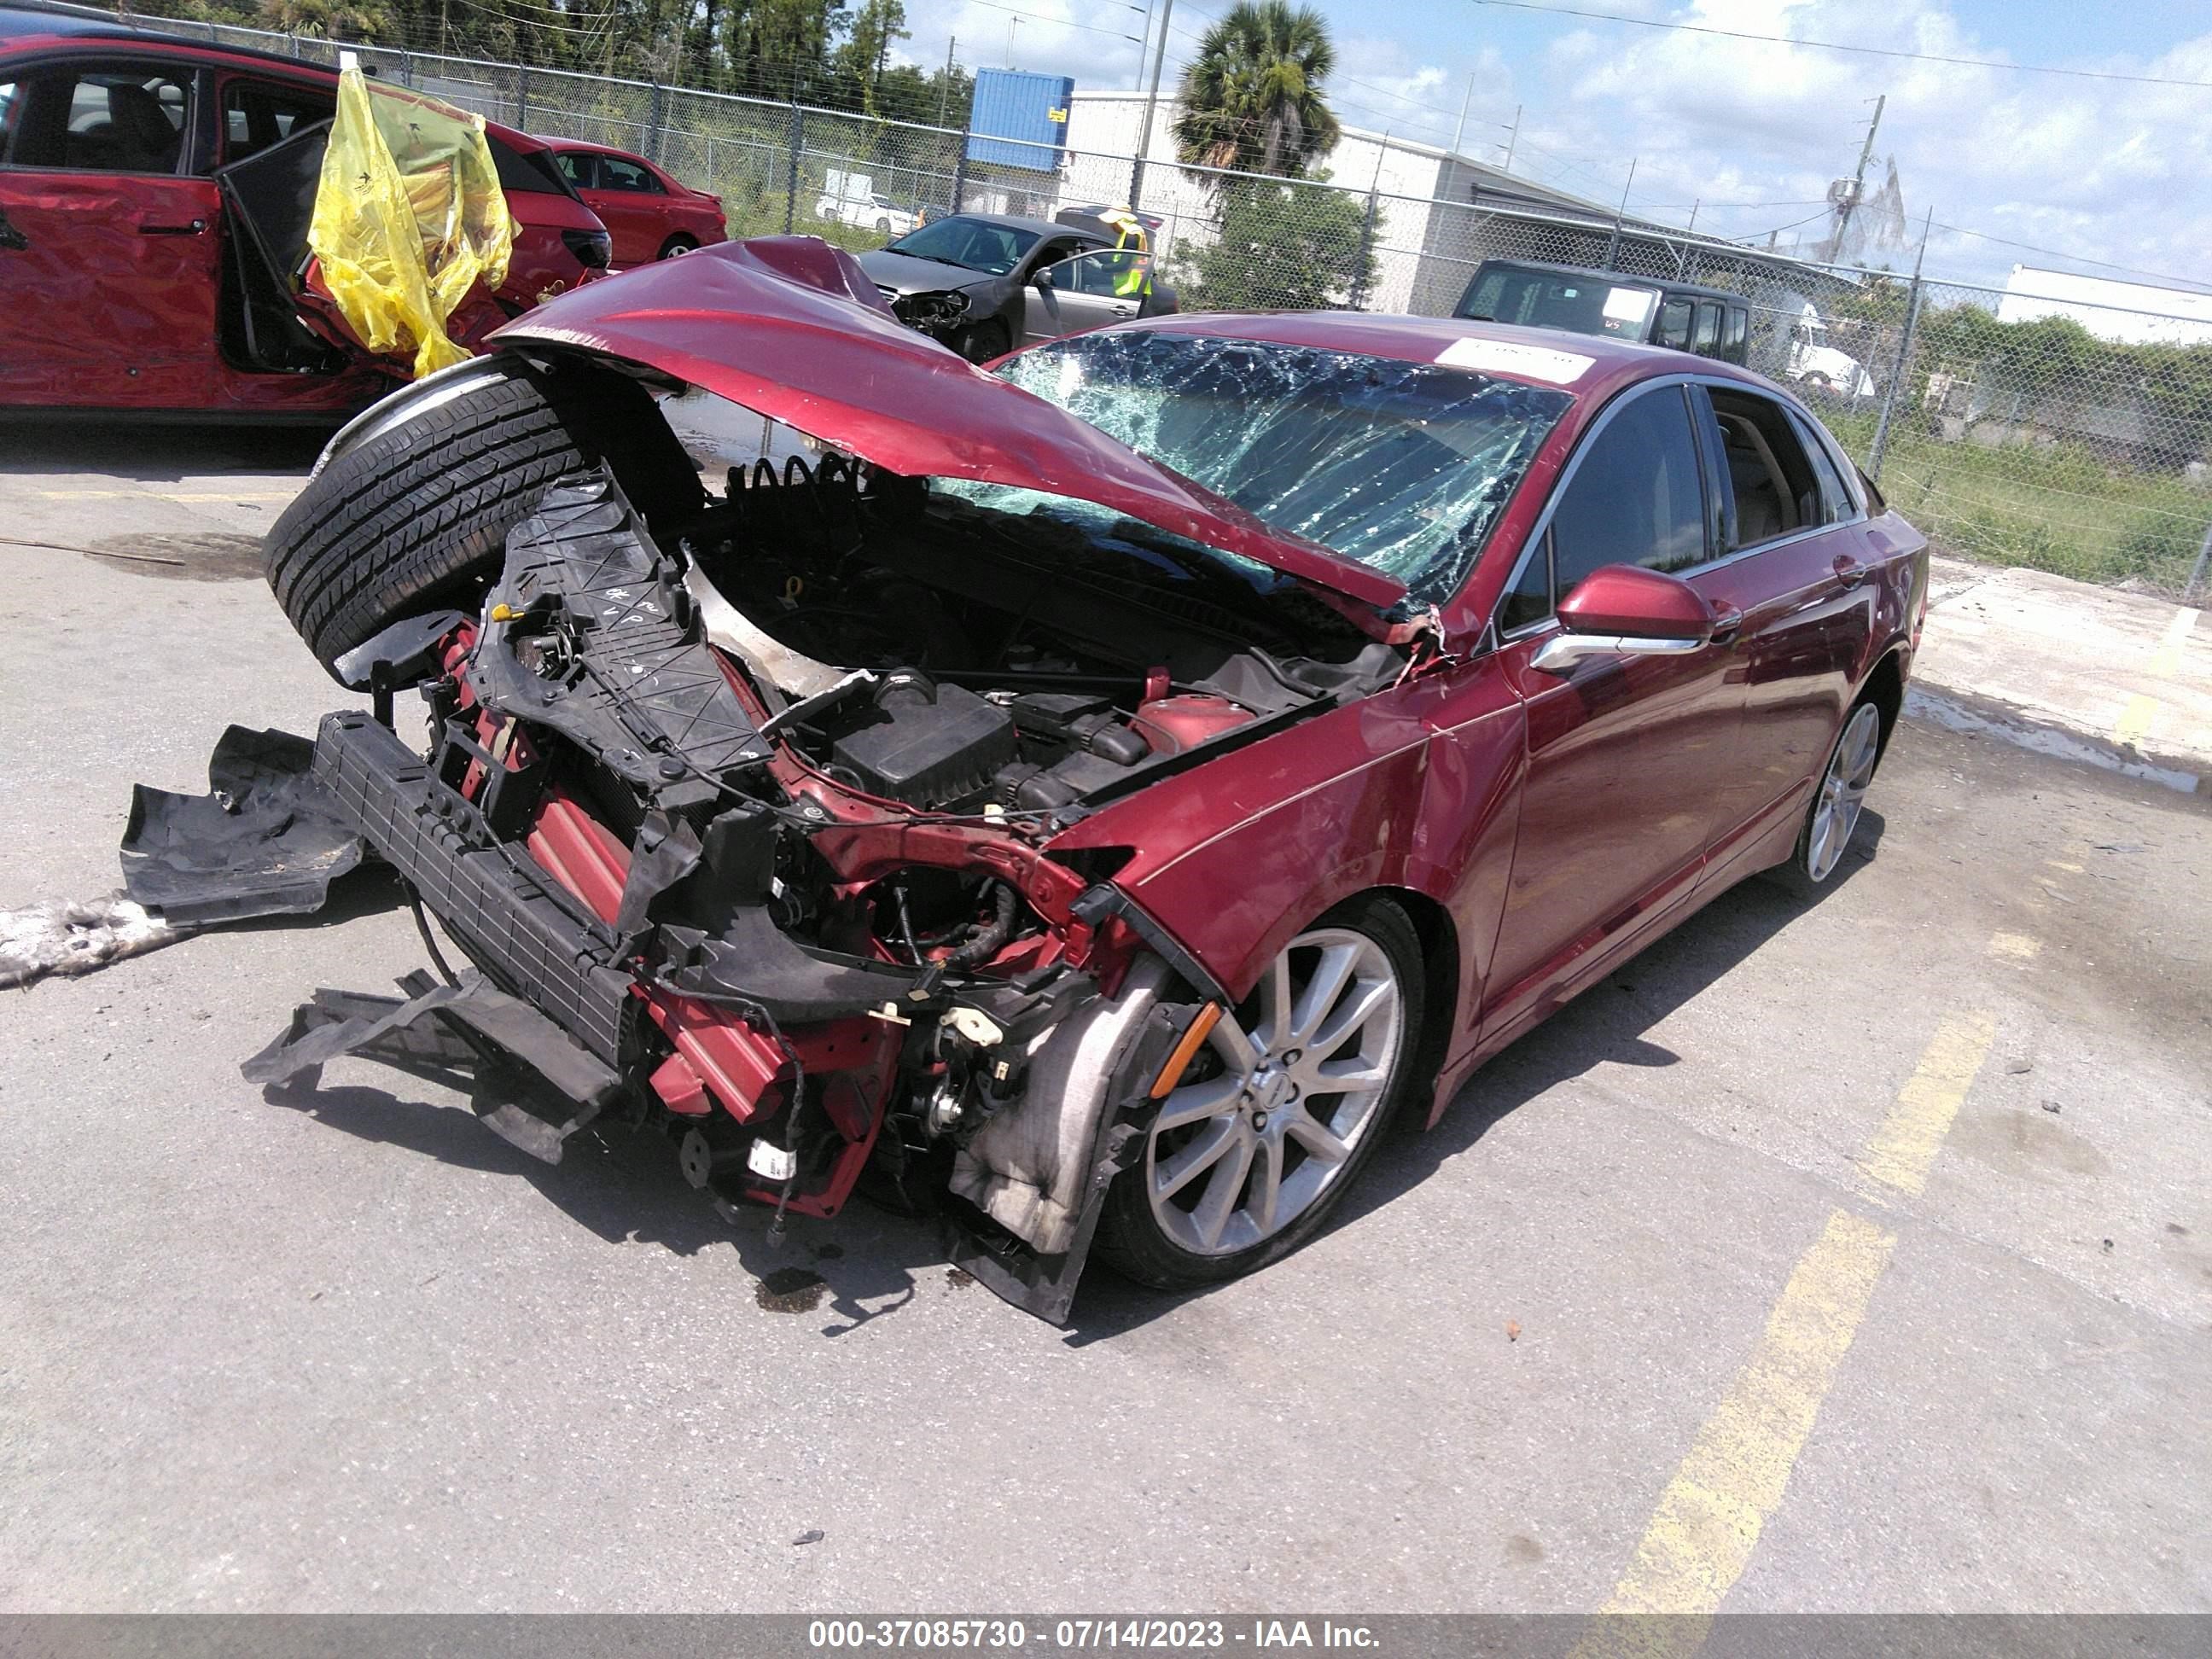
[1097,207,1153,300]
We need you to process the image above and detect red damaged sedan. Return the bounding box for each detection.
[241,239,1926,1318]
[541,137,726,265]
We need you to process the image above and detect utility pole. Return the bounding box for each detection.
[1601,156,1636,269]
[1499,104,1520,173]
[1831,92,1885,260]
[1129,0,1174,207]
[1005,17,1017,66]
[1451,71,1475,155]
[938,34,955,126]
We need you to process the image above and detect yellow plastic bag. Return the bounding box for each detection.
[308,67,515,379]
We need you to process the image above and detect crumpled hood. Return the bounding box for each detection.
[853,247,994,296]
[492,237,1408,611]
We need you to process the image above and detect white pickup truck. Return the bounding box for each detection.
[814,170,917,236]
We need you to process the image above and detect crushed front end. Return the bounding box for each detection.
[255,457,1394,1318]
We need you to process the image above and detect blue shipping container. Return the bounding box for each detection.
[966,68,1074,173]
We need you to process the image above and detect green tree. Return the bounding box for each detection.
[1170,0,1339,180]
[260,0,391,40]
[1176,178,1372,311]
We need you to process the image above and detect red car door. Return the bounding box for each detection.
[1479,381,1741,1041]
[0,56,219,408]
[573,152,667,265]
[1685,383,1877,881]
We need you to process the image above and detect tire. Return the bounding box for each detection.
[956,320,1010,364]
[660,235,699,259]
[265,359,696,676]
[1769,697,1885,896]
[874,216,891,234]
[1096,894,1427,1289]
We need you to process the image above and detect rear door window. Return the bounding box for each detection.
[1656,297,1692,350]
[1708,387,1826,549]
[1723,306,1749,357]
[219,77,334,165]
[554,149,597,189]
[2,64,195,172]
[599,154,663,193]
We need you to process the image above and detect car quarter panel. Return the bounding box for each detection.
[1051,663,1529,1125]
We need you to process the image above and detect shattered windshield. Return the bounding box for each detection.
[883,216,1039,276]
[986,331,1573,608]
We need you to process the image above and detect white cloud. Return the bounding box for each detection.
[1528,0,2212,290]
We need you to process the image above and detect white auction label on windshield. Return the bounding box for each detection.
[1435,336,1595,383]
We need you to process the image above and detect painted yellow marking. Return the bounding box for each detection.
[1988,932,2042,962]
[2044,859,2083,874]
[2113,694,2157,749]
[1576,1010,2002,1650]
[1860,1010,1998,1196]
[2148,607,2198,679]
[1578,1209,1897,1650]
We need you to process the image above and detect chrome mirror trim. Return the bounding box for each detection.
[1532,632,1705,674]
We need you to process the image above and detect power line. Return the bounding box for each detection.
[1468,0,2212,90]
[1928,221,2212,297]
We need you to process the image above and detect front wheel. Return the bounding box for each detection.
[1096,894,1425,1289]
[955,320,1010,364]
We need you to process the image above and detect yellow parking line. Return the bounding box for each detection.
[1575,1008,2001,1650]
[2148,607,2198,679]
[2113,695,2157,748]
[1860,1010,1999,1196]
[1580,1210,1896,1646]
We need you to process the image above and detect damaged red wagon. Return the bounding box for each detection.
[245,238,1927,1318]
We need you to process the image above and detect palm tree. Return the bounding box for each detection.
[1169,0,1341,181]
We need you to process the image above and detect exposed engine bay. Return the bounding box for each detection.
[242,451,1404,1319]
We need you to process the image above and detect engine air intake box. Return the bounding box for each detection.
[830,683,1017,806]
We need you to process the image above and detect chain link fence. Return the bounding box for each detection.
[50,6,2212,598]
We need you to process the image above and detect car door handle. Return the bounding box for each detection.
[1832,553,1868,588]
[138,219,207,236]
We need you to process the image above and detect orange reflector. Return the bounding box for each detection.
[1149,1001,1222,1098]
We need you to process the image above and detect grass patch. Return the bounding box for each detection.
[1823,412,2212,597]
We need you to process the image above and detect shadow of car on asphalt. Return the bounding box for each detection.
[242,811,1887,1345]
[0,419,333,484]
[1066,814,1889,1343]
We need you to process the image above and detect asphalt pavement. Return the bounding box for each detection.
[1,423,2208,1617]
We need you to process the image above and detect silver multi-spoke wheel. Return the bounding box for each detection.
[1145,927,1406,1259]
[1806,702,1883,882]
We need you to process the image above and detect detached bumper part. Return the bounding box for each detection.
[244,971,621,1164]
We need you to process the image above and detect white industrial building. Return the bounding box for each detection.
[1995,266,2212,346]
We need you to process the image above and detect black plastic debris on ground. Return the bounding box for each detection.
[121,725,364,924]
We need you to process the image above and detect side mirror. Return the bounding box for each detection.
[1534,563,1725,675]
[1032,265,1056,289]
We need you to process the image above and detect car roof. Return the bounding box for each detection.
[541,137,657,164]
[940,212,1097,239]
[0,11,550,150]
[1118,311,1774,399]
[1475,259,1747,306]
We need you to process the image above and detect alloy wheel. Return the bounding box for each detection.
[1145,927,1406,1257]
[1807,702,1883,882]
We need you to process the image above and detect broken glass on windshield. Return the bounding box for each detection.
[989,332,1574,608]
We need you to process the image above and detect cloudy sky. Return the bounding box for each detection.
[888,0,2212,295]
